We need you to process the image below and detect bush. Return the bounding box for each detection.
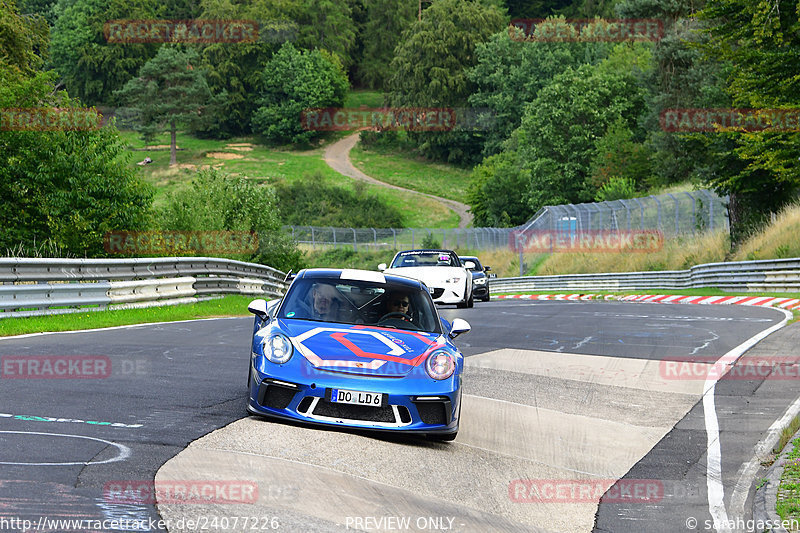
[275,173,404,228]
[251,43,349,145]
[157,169,303,272]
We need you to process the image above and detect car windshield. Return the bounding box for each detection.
[463,257,483,272]
[390,250,459,268]
[278,276,442,334]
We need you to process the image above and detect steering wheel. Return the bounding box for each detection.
[378,311,413,322]
[377,311,420,330]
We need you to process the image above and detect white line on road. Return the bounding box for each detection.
[703,308,792,533]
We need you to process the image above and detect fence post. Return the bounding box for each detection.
[331,226,336,248]
[372,228,377,248]
[352,228,357,251]
[666,193,680,235]
[684,192,697,234]
[391,228,397,250]
[411,229,415,249]
[701,189,715,230]
[310,226,315,249]
[649,195,662,232]
[632,198,645,229]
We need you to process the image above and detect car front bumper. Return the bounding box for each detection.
[248,361,461,435]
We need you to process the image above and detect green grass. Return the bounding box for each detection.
[777,436,800,525]
[344,90,384,108]
[0,295,259,337]
[120,129,458,228]
[350,144,472,202]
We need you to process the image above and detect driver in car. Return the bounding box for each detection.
[382,290,412,322]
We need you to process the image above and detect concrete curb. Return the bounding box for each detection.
[493,293,800,310]
[753,426,800,533]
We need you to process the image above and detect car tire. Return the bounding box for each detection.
[481,292,490,302]
[467,293,474,308]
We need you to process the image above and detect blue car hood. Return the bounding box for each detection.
[277,319,446,377]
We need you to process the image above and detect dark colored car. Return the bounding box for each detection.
[459,256,491,302]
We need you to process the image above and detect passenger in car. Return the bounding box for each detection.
[310,283,342,321]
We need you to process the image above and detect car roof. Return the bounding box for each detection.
[396,249,458,255]
[296,268,424,290]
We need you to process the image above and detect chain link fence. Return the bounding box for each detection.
[285,190,728,251]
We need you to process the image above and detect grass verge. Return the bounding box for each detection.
[350,144,472,202]
[0,295,259,337]
[777,436,800,525]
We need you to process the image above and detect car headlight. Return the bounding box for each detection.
[474,277,486,285]
[446,277,462,284]
[425,350,456,380]
[262,334,293,364]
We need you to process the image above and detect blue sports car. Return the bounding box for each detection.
[246,268,471,441]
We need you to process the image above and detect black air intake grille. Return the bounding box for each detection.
[261,385,296,409]
[313,400,396,423]
[415,402,447,425]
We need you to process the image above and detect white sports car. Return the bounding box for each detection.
[379,249,474,308]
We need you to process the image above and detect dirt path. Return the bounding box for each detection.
[323,133,473,228]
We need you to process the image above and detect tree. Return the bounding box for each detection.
[251,42,349,145]
[193,0,299,137]
[386,0,506,164]
[1,0,49,74]
[296,0,356,68]
[16,0,59,25]
[696,0,800,241]
[468,23,610,158]
[116,46,221,165]
[356,0,415,89]
[49,0,162,105]
[467,151,531,227]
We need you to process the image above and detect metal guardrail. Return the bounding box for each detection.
[489,258,800,294]
[0,257,287,318]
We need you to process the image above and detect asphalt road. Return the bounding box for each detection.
[0,300,791,532]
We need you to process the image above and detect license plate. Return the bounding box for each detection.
[330,388,383,407]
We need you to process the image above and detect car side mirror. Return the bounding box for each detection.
[248,299,268,319]
[449,318,471,339]
[463,261,475,269]
[484,266,491,272]
[378,263,387,271]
